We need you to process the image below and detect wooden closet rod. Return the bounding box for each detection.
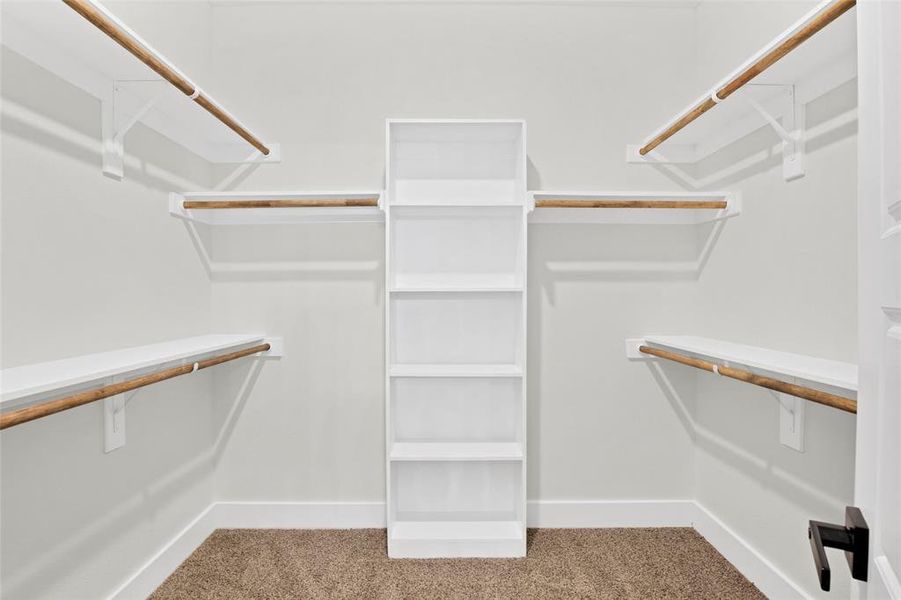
[639,345,857,414]
[639,0,856,156]
[62,0,270,156]
[535,199,727,209]
[183,198,380,209]
[0,343,271,430]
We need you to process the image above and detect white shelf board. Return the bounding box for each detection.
[391,274,523,290]
[629,1,857,163]
[389,520,524,558]
[389,364,523,378]
[390,201,525,208]
[390,442,523,462]
[170,192,384,225]
[1,2,276,164]
[641,335,857,397]
[389,286,524,293]
[1,334,270,407]
[529,191,740,225]
[391,520,523,541]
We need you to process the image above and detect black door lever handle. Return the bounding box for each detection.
[808,506,869,591]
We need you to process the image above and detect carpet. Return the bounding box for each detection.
[150,528,765,599]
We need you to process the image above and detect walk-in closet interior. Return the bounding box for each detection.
[1,0,898,598]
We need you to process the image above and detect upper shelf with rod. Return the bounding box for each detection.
[628,0,856,181]
[170,191,384,225]
[0,335,282,452]
[626,335,856,452]
[627,335,856,411]
[529,191,740,224]
[1,334,282,409]
[1,0,279,179]
[172,190,741,226]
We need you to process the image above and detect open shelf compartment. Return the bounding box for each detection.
[389,206,526,289]
[391,376,523,444]
[389,460,526,558]
[390,292,524,367]
[387,120,526,206]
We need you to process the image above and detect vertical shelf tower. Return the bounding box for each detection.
[386,120,528,558]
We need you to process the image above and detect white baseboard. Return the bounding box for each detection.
[527,499,696,528]
[874,555,901,599]
[691,502,810,600]
[109,499,807,600]
[527,499,808,598]
[108,504,219,600]
[109,501,384,599]
[213,501,386,529]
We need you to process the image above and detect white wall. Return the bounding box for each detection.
[204,2,857,597]
[0,1,859,598]
[203,1,701,504]
[0,2,218,595]
[688,2,858,598]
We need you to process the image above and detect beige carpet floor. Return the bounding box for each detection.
[151,528,765,599]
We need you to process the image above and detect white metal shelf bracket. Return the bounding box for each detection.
[627,85,807,184]
[103,375,138,453]
[101,80,167,180]
[747,85,806,181]
[627,338,806,453]
[777,390,806,452]
[100,357,203,453]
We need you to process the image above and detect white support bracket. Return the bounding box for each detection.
[629,337,807,452]
[747,85,805,182]
[103,381,136,453]
[101,80,167,180]
[103,395,125,453]
[777,391,806,452]
[626,84,806,184]
[98,337,280,453]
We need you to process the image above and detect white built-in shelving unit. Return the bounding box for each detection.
[385,120,528,558]
[629,0,857,181]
